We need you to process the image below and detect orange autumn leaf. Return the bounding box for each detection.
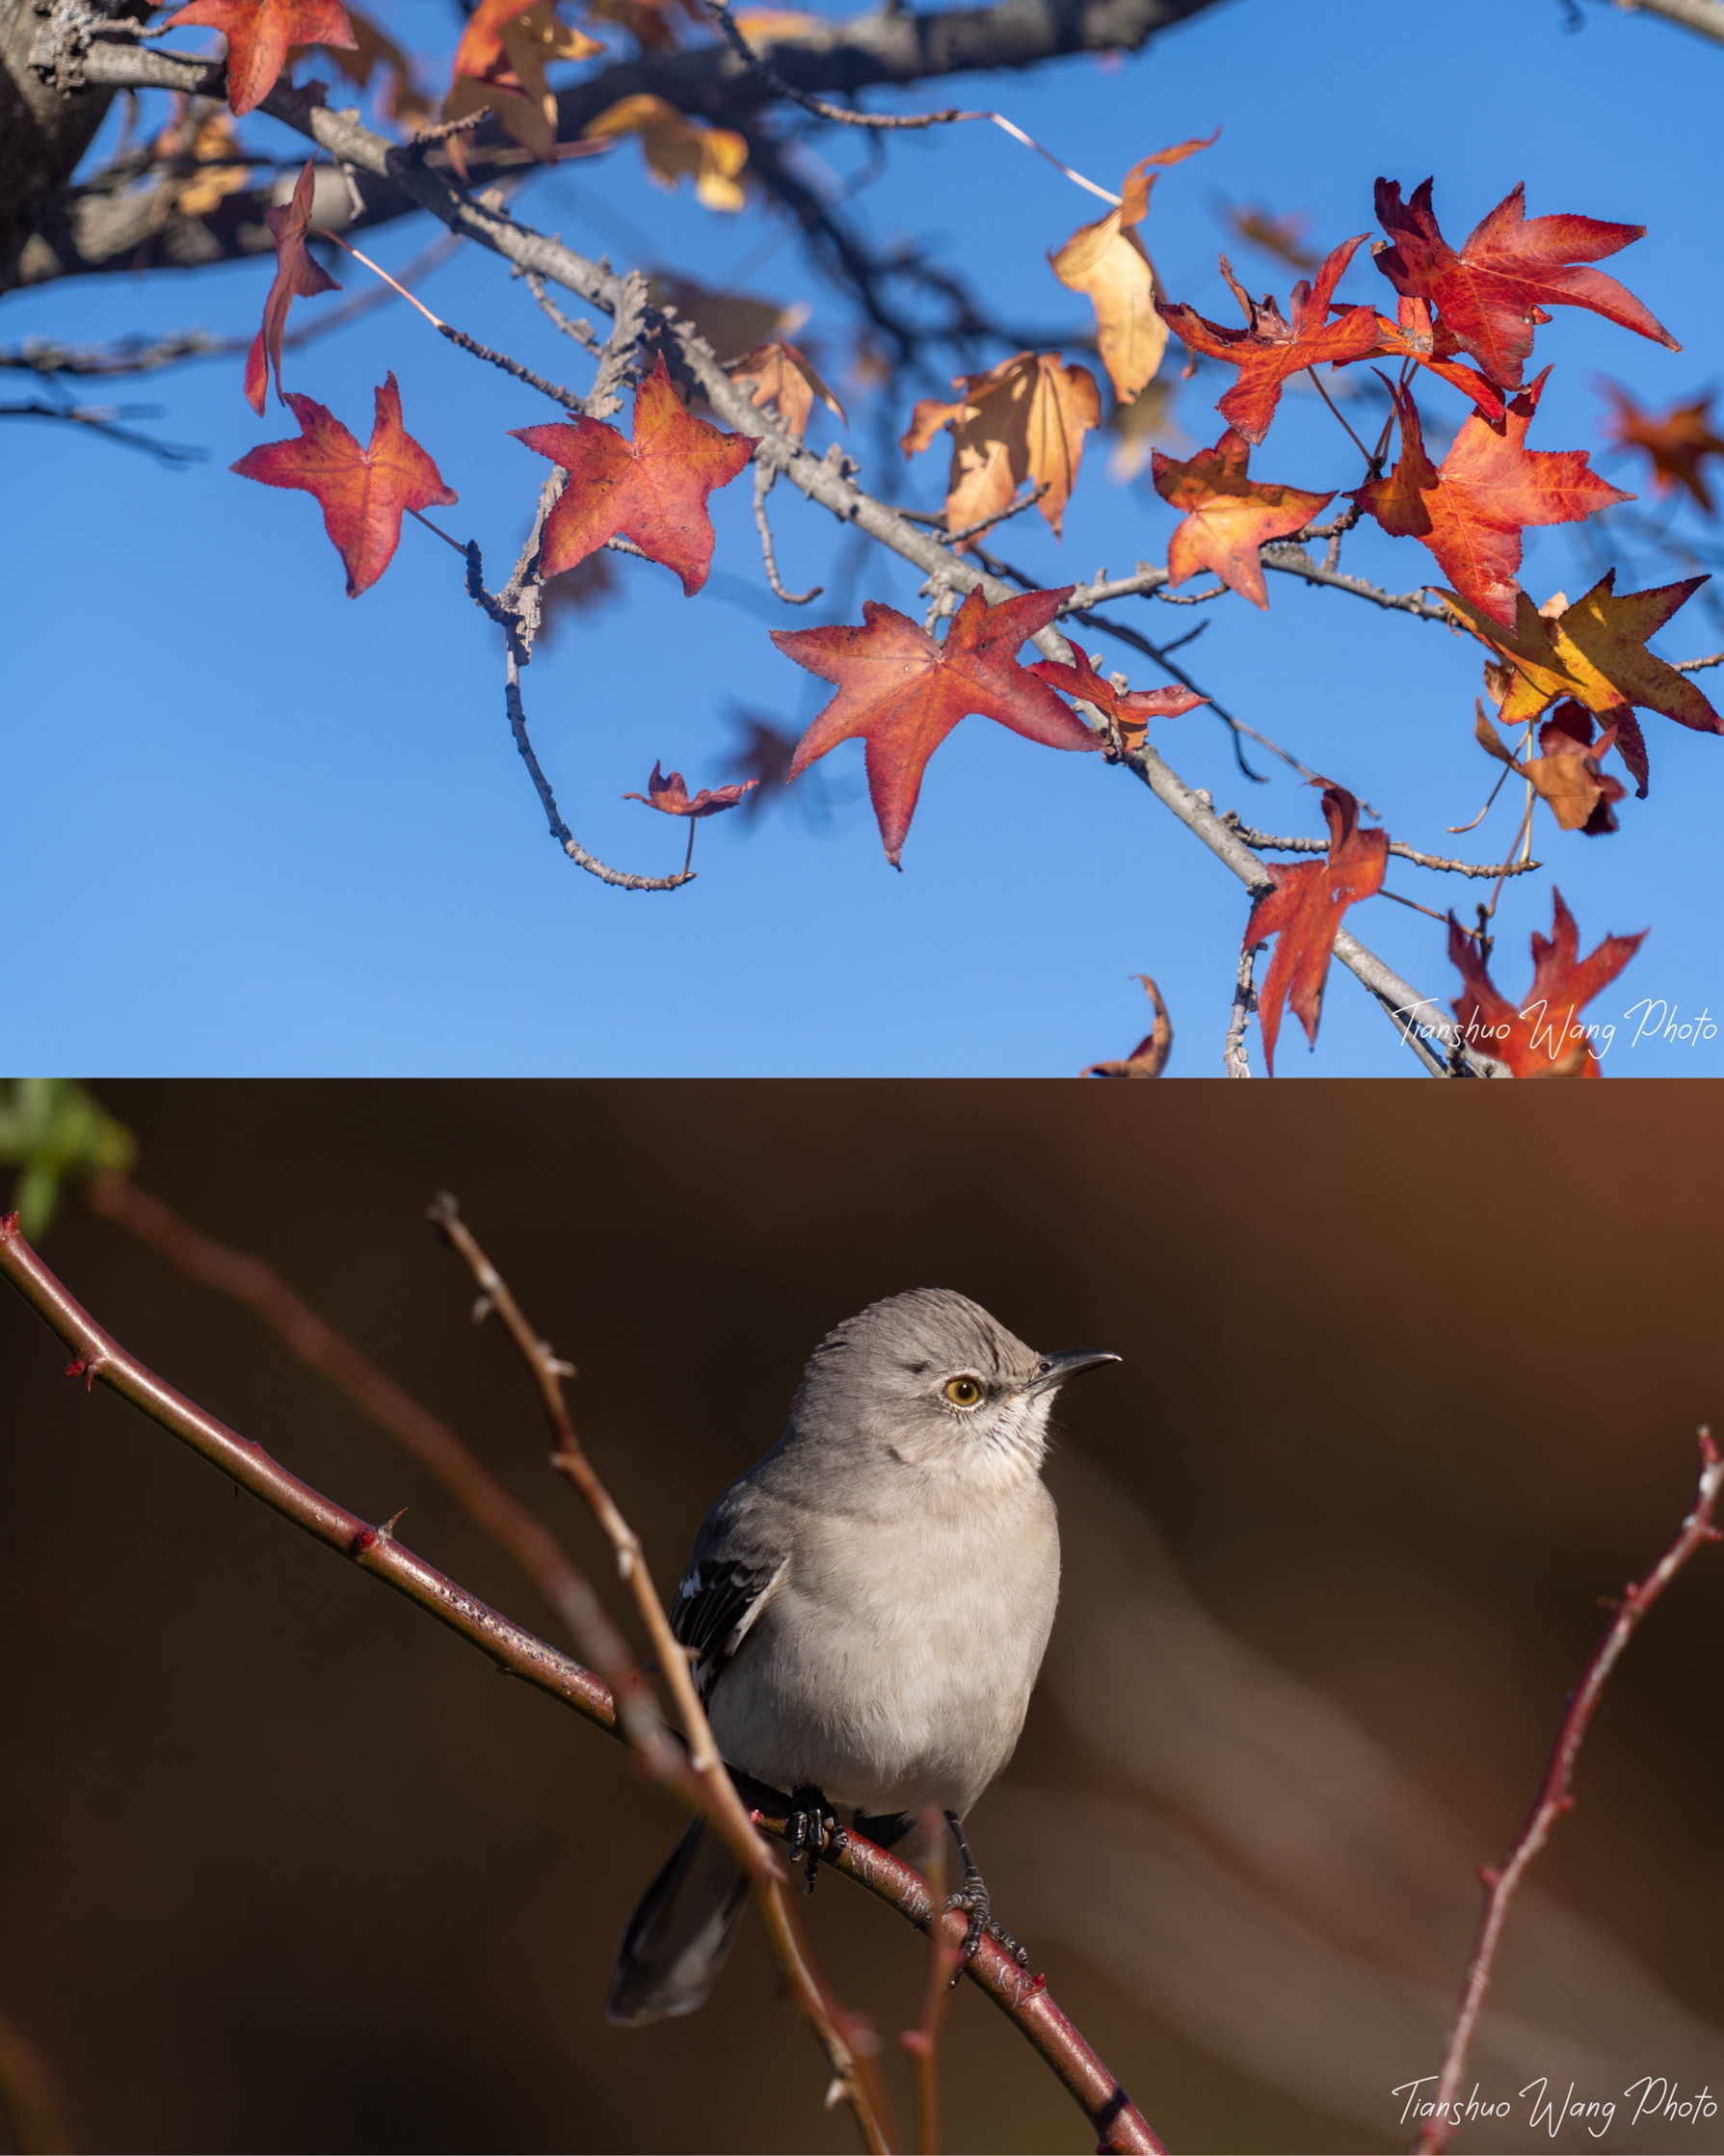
[1027,643,1207,750]
[1049,132,1217,405]
[1443,571,1721,791]
[1155,234,1378,446]
[230,372,456,596]
[1152,428,1332,610]
[243,158,339,414]
[901,351,1101,546]
[771,585,1094,866]
[159,0,355,115]
[1353,371,1630,630]
[1447,888,1645,1077]
[443,0,603,166]
[1598,382,1724,514]
[725,336,845,437]
[582,95,748,211]
[1373,178,1679,392]
[511,352,754,595]
[1244,784,1388,1075]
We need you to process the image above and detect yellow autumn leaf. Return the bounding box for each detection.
[1050,132,1216,406]
[583,94,748,211]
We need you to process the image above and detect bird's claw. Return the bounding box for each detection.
[784,1785,845,1891]
[942,1884,1030,1969]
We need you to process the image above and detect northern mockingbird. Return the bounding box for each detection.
[606,1287,1119,2026]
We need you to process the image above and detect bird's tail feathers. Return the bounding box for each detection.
[604,1818,751,2026]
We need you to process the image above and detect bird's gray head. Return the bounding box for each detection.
[791,1289,1119,1489]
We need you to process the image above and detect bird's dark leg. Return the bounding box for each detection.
[784,1785,846,1892]
[943,1811,1030,1967]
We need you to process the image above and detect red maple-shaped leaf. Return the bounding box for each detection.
[231,372,456,597]
[1155,235,1379,446]
[512,353,753,596]
[244,158,339,414]
[1151,428,1333,609]
[1372,178,1679,392]
[1244,784,1388,1075]
[623,761,758,815]
[772,585,1092,865]
[1353,370,1631,629]
[1026,644,1207,749]
[1448,888,1645,1077]
[161,0,356,115]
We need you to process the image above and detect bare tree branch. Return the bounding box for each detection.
[1412,1430,1724,2156]
[1220,814,1544,880]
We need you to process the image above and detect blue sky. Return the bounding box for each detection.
[7,0,1724,1075]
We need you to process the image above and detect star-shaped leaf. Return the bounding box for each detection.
[1475,698,1627,835]
[1244,784,1388,1075]
[1443,570,1720,790]
[623,761,758,816]
[1152,428,1333,609]
[243,157,340,414]
[512,352,754,595]
[1598,382,1724,515]
[1448,888,1644,1077]
[771,585,1092,865]
[160,0,356,115]
[231,372,456,596]
[1353,371,1630,629]
[901,351,1101,546]
[1155,234,1379,445]
[1373,177,1679,391]
[1048,133,1218,405]
[1027,643,1207,750]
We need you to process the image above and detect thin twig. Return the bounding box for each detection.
[0,1205,1164,2156]
[1412,1431,1724,2156]
[76,1171,688,1775]
[524,271,601,354]
[754,463,822,603]
[1674,648,1724,671]
[701,0,967,126]
[900,1811,963,2155]
[426,1196,896,2153]
[1222,817,1543,879]
[896,481,1048,546]
[0,396,202,464]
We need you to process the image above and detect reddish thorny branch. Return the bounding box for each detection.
[1411,1429,1724,2156]
[0,1210,1160,2156]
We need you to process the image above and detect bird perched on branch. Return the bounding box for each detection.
[606,1287,1119,2025]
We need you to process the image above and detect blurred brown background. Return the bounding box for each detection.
[2,1082,1721,2156]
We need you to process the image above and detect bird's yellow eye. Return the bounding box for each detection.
[943,1375,984,1407]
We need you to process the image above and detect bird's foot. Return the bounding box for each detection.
[784,1785,845,1892]
[942,1881,1030,1969]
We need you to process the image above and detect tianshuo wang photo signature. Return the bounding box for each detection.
[1392,997,1717,1061]
[1395,2075,1719,2141]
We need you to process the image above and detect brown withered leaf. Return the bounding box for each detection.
[1049,132,1218,405]
[442,0,604,165]
[1474,698,1626,835]
[725,336,845,437]
[623,761,758,816]
[1218,199,1320,274]
[1082,975,1174,1077]
[901,351,1101,546]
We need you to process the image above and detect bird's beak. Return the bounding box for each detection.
[1026,1348,1122,1395]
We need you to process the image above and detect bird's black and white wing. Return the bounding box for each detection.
[669,1488,789,1697]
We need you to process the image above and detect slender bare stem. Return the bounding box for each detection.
[425,1195,897,2154]
[1224,939,1260,1078]
[900,1811,964,2153]
[1411,1431,1724,2156]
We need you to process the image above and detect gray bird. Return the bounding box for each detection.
[606,1287,1119,2026]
